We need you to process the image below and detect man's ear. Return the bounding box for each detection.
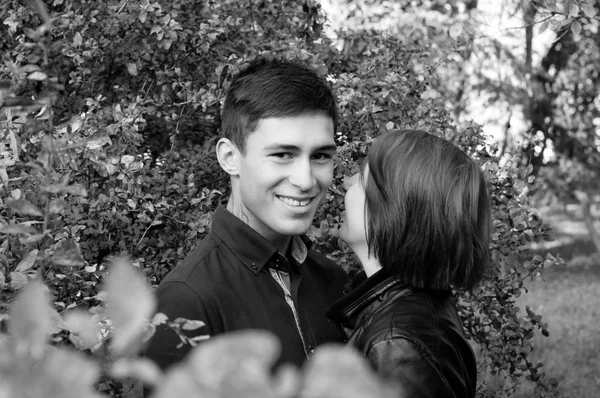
[216,138,240,176]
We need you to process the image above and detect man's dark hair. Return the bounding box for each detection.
[364,129,491,291]
[221,57,338,153]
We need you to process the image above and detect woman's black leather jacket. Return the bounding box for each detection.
[327,269,477,398]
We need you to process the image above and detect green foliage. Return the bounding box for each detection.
[0,0,563,396]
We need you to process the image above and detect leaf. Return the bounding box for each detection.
[25,0,51,22]
[150,25,162,35]
[104,258,156,357]
[15,249,39,273]
[27,71,48,81]
[139,10,148,23]
[121,155,135,166]
[300,345,393,398]
[548,18,562,31]
[0,223,37,235]
[127,199,137,209]
[40,175,70,193]
[152,312,169,325]
[538,20,549,34]
[63,184,88,197]
[19,233,47,244]
[67,115,84,133]
[8,345,102,398]
[9,279,54,358]
[73,31,83,46]
[582,4,597,18]
[7,198,44,217]
[48,198,66,215]
[154,331,282,398]
[85,132,111,150]
[568,3,579,18]
[20,64,41,73]
[449,23,463,40]
[10,271,30,290]
[50,239,87,267]
[571,20,582,36]
[127,63,138,76]
[105,163,117,175]
[180,319,205,331]
[62,310,102,350]
[0,130,18,167]
[385,121,394,131]
[0,167,8,185]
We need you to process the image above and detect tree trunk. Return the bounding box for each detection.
[575,191,600,256]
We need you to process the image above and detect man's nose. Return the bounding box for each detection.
[342,173,360,192]
[289,159,316,190]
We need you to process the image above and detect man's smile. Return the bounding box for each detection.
[276,195,315,207]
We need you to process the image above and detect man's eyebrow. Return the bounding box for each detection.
[263,144,300,151]
[263,144,337,152]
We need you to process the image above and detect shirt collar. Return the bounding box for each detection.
[210,206,311,274]
[289,235,309,263]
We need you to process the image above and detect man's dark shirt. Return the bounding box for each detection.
[144,206,348,371]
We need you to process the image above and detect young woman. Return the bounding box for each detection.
[327,129,491,398]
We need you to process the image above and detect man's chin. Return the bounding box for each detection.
[276,218,314,236]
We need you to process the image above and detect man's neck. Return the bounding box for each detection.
[226,197,292,254]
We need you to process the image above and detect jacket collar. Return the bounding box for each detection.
[327,268,406,325]
[210,206,311,274]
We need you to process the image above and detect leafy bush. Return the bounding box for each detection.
[0,0,562,396]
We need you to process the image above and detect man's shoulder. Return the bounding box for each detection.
[160,232,228,287]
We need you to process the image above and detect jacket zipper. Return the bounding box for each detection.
[269,268,309,358]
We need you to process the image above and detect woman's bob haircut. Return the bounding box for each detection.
[364,129,491,291]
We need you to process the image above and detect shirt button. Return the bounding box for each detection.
[251,263,257,270]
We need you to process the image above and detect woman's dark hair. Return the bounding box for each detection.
[364,129,491,291]
[221,57,338,153]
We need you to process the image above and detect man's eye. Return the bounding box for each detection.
[313,153,334,161]
[272,153,292,159]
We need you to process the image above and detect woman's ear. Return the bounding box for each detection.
[216,138,240,176]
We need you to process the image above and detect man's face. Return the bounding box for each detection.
[233,114,336,243]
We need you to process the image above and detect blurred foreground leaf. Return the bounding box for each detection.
[153,330,291,398]
[9,280,57,358]
[14,249,39,273]
[299,345,396,398]
[104,258,156,357]
[50,239,87,267]
[6,198,43,217]
[0,344,102,398]
[62,309,102,351]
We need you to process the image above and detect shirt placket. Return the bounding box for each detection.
[269,256,311,358]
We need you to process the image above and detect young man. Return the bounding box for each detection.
[144,58,348,372]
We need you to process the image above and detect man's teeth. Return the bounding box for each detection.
[279,196,311,206]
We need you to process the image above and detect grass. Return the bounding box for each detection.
[512,204,600,398]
